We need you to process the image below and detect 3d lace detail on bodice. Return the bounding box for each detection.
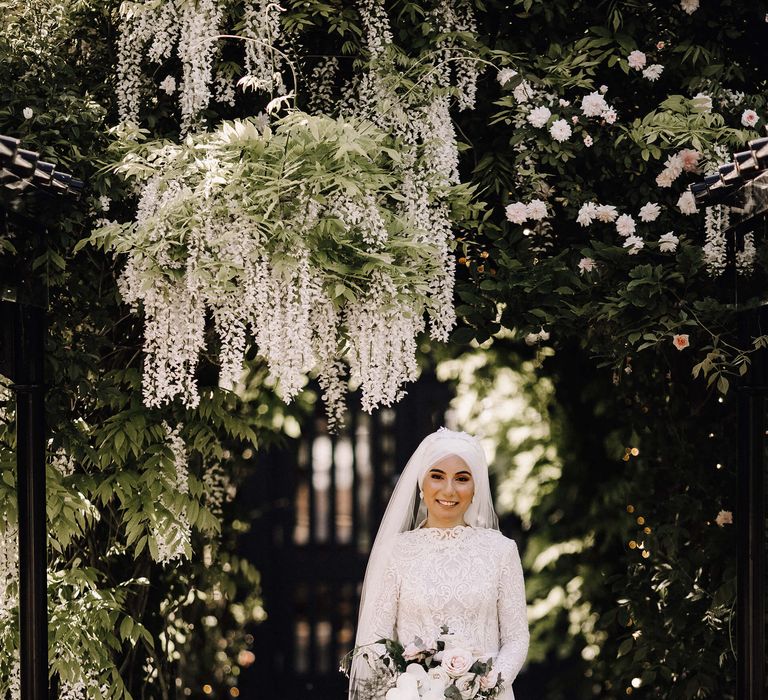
[364,527,529,698]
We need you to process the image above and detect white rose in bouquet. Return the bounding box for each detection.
[386,673,420,700]
[405,664,429,693]
[456,674,482,700]
[441,648,475,678]
[426,666,450,691]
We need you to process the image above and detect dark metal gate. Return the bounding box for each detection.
[239,372,452,699]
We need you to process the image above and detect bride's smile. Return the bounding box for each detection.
[422,454,475,528]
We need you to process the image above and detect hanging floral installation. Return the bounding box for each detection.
[105,0,483,426]
[93,113,476,427]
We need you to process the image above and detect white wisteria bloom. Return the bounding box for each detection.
[627,50,647,70]
[736,232,756,274]
[599,84,609,94]
[677,191,698,215]
[595,204,618,223]
[741,109,759,128]
[578,257,596,274]
[159,75,177,95]
[581,91,608,117]
[526,199,549,220]
[99,195,111,212]
[583,134,593,147]
[549,118,572,142]
[527,105,552,128]
[638,202,661,222]
[680,0,700,14]
[616,213,636,237]
[703,205,729,275]
[497,67,518,86]
[577,202,598,226]
[642,64,664,81]
[658,231,679,252]
[505,202,529,224]
[22,107,33,119]
[623,235,644,254]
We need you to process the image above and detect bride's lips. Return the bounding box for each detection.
[437,499,459,507]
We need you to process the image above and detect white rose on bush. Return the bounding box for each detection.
[505,202,529,224]
[526,199,549,220]
[627,50,647,70]
[549,118,572,142]
[642,64,664,81]
[677,191,698,214]
[581,91,608,117]
[527,105,552,128]
[658,231,679,252]
[691,93,713,113]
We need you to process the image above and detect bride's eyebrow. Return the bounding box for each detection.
[429,468,472,476]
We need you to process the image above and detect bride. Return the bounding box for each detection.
[348,428,529,699]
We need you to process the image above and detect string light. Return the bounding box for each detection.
[203,685,213,695]
[636,516,645,525]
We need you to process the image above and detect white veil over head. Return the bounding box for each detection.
[348,427,500,698]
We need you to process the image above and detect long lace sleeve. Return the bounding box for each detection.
[495,538,529,688]
[359,558,400,644]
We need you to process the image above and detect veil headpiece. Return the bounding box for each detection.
[348,428,499,697]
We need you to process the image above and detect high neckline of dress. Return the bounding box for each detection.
[415,524,473,540]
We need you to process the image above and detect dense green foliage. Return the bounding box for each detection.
[1,0,762,698]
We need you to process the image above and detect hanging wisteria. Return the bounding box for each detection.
[94,114,474,427]
[117,0,283,133]
[110,0,482,426]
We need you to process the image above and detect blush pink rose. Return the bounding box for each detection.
[672,334,690,351]
[402,643,424,661]
[441,648,474,678]
[479,669,501,690]
[678,148,701,173]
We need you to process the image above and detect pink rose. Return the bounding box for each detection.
[715,510,733,527]
[742,109,759,128]
[479,669,501,690]
[678,148,701,173]
[402,642,424,661]
[441,648,474,678]
[672,334,690,351]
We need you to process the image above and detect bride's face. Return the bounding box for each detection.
[422,454,475,527]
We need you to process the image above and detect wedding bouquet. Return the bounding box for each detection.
[342,626,505,700]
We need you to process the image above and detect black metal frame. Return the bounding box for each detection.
[690,146,768,700]
[1,134,82,700]
[736,309,767,700]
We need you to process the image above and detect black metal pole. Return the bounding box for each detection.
[736,308,767,700]
[11,302,48,700]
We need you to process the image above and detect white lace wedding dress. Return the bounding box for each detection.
[364,525,529,700]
